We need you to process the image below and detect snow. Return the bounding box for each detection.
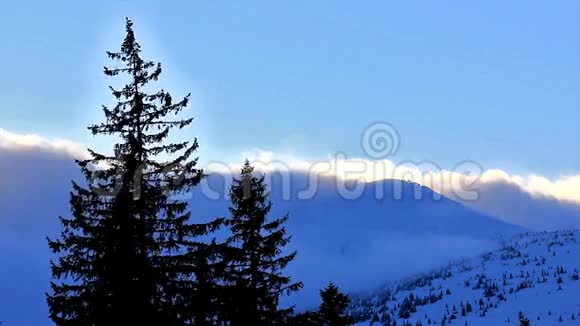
[350,230,580,325]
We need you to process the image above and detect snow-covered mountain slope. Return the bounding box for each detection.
[349,230,580,325]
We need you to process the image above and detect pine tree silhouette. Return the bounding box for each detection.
[223,160,302,325]
[518,312,530,326]
[318,282,355,326]
[47,18,222,325]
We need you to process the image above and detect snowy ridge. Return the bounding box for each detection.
[349,230,580,325]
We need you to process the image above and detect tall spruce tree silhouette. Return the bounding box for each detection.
[47,18,222,325]
[224,160,303,325]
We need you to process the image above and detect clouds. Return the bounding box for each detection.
[1,126,576,208]
[0,128,578,230]
[0,132,85,325]
[0,124,576,227]
[216,148,580,204]
[480,171,580,204]
[453,179,580,231]
[0,128,88,159]
[206,148,580,230]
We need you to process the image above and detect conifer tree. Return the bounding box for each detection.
[47,18,222,325]
[518,312,530,326]
[318,282,354,326]
[224,160,302,325]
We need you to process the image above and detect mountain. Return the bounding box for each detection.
[196,173,523,245]
[349,230,580,325]
[199,173,522,236]
[0,166,523,325]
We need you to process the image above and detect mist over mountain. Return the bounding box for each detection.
[449,180,580,231]
[349,230,580,325]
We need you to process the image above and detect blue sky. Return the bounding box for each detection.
[1,0,579,176]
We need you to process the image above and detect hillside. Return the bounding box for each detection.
[349,230,580,325]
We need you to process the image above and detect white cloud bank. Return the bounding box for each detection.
[0,128,88,159]
[1,129,579,205]
[210,148,580,205]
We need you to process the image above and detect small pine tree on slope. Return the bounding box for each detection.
[47,18,222,325]
[318,282,355,326]
[519,312,530,326]
[224,160,303,325]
